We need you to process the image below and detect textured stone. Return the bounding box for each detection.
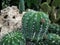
[0,6,23,40]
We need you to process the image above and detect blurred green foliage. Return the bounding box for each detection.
[1,0,60,24]
[52,0,60,7]
[2,0,11,8]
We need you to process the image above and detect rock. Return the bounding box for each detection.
[0,6,23,40]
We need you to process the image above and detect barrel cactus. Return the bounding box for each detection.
[39,33,60,45]
[22,10,50,41]
[1,30,26,45]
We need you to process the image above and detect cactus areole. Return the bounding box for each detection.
[22,11,50,41]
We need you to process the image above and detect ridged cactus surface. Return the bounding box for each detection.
[49,23,60,35]
[1,30,26,45]
[39,33,60,45]
[22,11,50,41]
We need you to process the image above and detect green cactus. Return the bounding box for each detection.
[46,33,60,45]
[39,33,60,45]
[1,30,26,45]
[19,0,25,13]
[22,10,50,41]
[48,23,60,35]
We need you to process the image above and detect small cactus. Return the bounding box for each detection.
[48,23,60,35]
[22,10,50,41]
[1,30,26,45]
[39,33,60,45]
